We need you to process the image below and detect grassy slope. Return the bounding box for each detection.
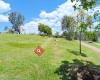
[0,34,100,80]
[92,42,100,48]
[84,41,100,48]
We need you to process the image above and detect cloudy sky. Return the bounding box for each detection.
[0,0,100,33]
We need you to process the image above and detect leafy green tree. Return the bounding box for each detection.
[86,31,97,41]
[76,9,87,54]
[94,10,100,32]
[95,23,100,32]
[8,12,24,34]
[71,0,97,54]
[62,31,67,38]
[61,16,76,40]
[38,23,52,36]
[71,0,96,10]
[86,15,93,32]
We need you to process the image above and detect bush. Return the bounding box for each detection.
[38,23,52,36]
[54,32,60,38]
[62,31,74,40]
[86,32,97,41]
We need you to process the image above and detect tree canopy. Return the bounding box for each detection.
[61,16,76,40]
[8,12,24,34]
[71,0,96,10]
[38,23,52,36]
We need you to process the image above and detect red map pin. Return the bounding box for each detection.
[34,46,44,56]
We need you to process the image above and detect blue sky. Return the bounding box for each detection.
[0,0,100,33]
[5,0,66,21]
[0,0,66,32]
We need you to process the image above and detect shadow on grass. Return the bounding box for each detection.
[55,59,100,80]
[67,49,87,57]
[6,42,35,48]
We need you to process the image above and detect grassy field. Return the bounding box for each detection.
[84,41,100,48]
[0,34,100,80]
[92,42,100,48]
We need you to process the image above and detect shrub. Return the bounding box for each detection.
[38,23,52,36]
[86,32,97,41]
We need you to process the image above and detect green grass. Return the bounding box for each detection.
[84,41,100,48]
[0,34,100,80]
[92,42,100,48]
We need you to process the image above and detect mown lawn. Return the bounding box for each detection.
[84,41,100,48]
[0,34,100,80]
[92,42,100,48]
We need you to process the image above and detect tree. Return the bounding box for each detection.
[8,12,24,34]
[76,9,87,54]
[55,32,60,38]
[86,15,97,41]
[70,0,97,55]
[61,16,76,40]
[62,31,67,38]
[72,0,98,55]
[86,15,93,32]
[95,23,100,32]
[8,28,15,34]
[38,23,52,36]
[86,31,97,41]
[71,0,96,10]
[94,10,100,32]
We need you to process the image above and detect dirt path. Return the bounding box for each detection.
[42,38,52,48]
[82,42,100,54]
[50,39,64,65]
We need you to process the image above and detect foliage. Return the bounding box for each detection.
[61,16,76,40]
[94,10,100,32]
[54,32,60,38]
[95,23,100,32]
[62,31,67,38]
[71,0,96,10]
[94,10,100,22]
[55,60,100,80]
[76,9,87,54]
[7,28,15,34]
[86,32,97,41]
[79,22,87,32]
[86,15,93,31]
[38,23,52,36]
[76,9,88,33]
[8,12,24,34]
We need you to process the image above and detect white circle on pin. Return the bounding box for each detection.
[37,49,41,53]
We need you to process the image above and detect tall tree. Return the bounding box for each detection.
[72,0,98,55]
[77,9,87,54]
[94,10,100,32]
[8,12,24,34]
[86,15,93,32]
[61,16,76,40]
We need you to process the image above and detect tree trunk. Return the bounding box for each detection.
[80,28,82,54]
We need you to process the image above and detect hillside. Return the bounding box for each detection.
[0,34,100,80]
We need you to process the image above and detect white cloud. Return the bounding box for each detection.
[0,0,11,22]
[0,15,8,22]
[0,0,11,13]
[23,0,75,34]
[88,6,100,15]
